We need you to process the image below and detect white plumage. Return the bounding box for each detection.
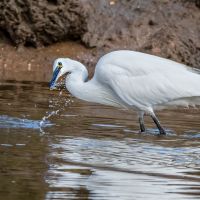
[49,50,200,134]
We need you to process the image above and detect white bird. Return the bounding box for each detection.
[49,50,200,134]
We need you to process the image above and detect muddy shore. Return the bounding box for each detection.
[0,39,95,82]
[0,0,200,82]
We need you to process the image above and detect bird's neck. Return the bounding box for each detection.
[65,62,95,102]
[65,61,125,107]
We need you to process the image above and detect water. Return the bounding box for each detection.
[0,81,200,200]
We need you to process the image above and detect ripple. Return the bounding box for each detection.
[1,81,200,200]
[0,115,53,129]
[92,123,125,128]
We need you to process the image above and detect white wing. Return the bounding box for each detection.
[94,50,200,110]
[95,50,187,76]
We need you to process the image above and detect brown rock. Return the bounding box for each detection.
[0,0,87,46]
[0,0,200,77]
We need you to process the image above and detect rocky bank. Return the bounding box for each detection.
[0,0,200,82]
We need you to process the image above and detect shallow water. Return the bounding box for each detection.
[0,81,200,200]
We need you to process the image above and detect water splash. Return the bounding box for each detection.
[39,89,73,134]
[0,115,52,129]
[39,110,59,134]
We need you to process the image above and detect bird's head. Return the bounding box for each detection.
[49,58,73,90]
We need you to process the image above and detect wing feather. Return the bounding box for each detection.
[95,63,200,110]
[95,50,187,77]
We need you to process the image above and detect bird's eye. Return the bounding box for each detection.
[58,62,62,68]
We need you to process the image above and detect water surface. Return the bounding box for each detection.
[0,81,200,200]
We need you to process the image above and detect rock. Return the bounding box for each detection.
[0,0,200,67]
[0,0,87,46]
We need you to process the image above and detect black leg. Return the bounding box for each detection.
[138,112,145,132]
[151,114,166,135]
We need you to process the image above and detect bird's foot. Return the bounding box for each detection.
[159,128,166,135]
[139,124,146,133]
[140,131,146,134]
[139,128,146,133]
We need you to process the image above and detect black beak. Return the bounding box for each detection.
[49,67,61,89]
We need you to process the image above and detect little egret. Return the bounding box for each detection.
[49,50,200,134]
